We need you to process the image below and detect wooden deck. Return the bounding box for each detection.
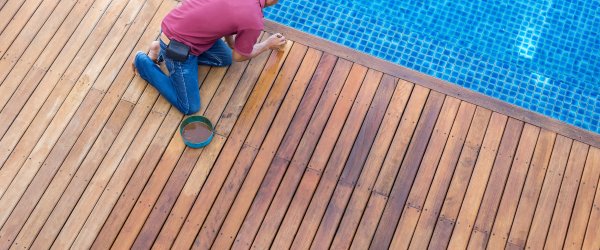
[0,0,599,249]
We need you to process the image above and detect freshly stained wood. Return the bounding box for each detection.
[1,5,598,250]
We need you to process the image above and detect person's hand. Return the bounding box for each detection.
[267,33,286,50]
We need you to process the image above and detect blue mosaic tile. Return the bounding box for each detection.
[265,0,600,134]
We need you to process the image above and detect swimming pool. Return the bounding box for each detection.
[265,0,600,134]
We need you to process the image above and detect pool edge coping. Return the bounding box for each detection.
[264,20,600,148]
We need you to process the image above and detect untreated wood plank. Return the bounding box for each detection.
[389,96,461,249]
[8,99,133,249]
[350,85,431,250]
[427,107,493,249]
[487,124,541,248]
[246,59,352,250]
[0,0,46,52]
[289,69,383,249]
[407,101,477,249]
[371,91,446,249]
[229,53,338,249]
[330,79,414,250]
[564,147,600,249]
[524,135,573,249]
[544,141,588,248]
[506,129,557,248]
[268,64,368,250]
[467,118,525,249]
[0,0,147,192]
[0,0,114,117]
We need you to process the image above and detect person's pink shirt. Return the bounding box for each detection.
[161,0,265,56]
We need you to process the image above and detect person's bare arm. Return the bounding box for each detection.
[225,35,235,49]
[232,33,286,62]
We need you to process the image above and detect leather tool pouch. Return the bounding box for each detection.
[166,39,190,62]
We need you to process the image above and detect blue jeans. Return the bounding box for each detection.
[134,38,232,115]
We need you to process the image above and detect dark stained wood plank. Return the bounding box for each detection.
[487,124,541,248]
[428,107,493,249]
[389,96,461,249]
[263,21,600,149]
[564,147,600,249]
[370,91,446,249]
[330,79,414,250]
[524,135,574,249]
[467,118,525,249]
[290,69,382,249]
[246,59,352,249]
[582,151,600,249]
[350,85,430,249]
[446,113,510,249]
[269,64,369,250]
[229,54,341,249]
[545,142,589,248]
[506,129,557,249]
[408,101,477,249]
[192,43,307,249]
[210,48,323,250]
[310,74,396,248]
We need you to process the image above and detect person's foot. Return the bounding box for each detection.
[148,41,160,62]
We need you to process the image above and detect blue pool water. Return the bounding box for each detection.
[265,0,600,134]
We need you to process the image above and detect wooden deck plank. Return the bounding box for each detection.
[0,0,46,49]
[0,0,146,190]
[246,59,351,249]
[506,129,557,248]
[230,53,338,249]
[350,85,430,249]
[0,0,113,119]
[209,48,323,250]
[371,91,446,249]
[408,101,477,249]
[428,107,493,249]
[467,118,525,248]
[389,96,461,249]
[192,42,305,249]
[0,0,27,36]
[311,74,396,248]
[0,0,169,232]
[268,64,368,250]
[524,135,573,249]
[564,147,600,249]
[545,141,589,248]
[487,124,541,248]
[330,79,414,250]
[0,0,63,61]
[0,0,79,106]
[290,69,384,249]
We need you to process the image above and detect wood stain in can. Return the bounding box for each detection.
[182,122,212,144]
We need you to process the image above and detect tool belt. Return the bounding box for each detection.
[161,33,190,62]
